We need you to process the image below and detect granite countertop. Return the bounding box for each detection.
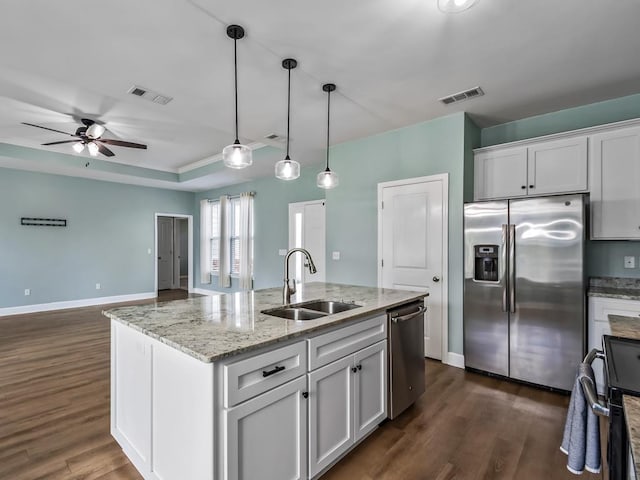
[103,282,426,363]
[623,396,640,478]
[607,313,640,477]
[588,276,640,300]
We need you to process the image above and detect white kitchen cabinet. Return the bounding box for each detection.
[588,296,640,392]
[308,340,387,478]
[223,376,308,480]
[473,137,588,200]
[589,126,640,239]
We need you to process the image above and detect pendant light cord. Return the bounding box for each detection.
[234,37,239,142]
[326,89,331,170]
[286,66,291,159]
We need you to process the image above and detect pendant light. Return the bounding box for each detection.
[317,83,339,189]
[438,0,478,13]
[223,25,252,169]
[275,58,301,180]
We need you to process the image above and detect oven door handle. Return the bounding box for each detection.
[580,348,610,418]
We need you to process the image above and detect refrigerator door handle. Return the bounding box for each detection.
[509,224,516,313]
[501,224,508,312]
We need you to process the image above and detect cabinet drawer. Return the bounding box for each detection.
[589,296,640,322]
[308,314,386,371]
[223,341,307,408]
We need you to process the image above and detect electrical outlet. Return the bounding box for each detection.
[332,251,341,260]
[24,288,30,296]
[147,248,152,255]
[624,256,636,269]
[279,249,287,256]
[96,283,101,290]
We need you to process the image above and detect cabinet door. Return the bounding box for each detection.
[353,341,387,442]
[224,376,308,480]
[308,356,354,478]
[590,126,640,239]
[527,137,588,195]
[474,147,527,200]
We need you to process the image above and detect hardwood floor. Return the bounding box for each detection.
[0,295,600,479]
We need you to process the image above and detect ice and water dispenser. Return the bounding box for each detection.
[474,245,499,282]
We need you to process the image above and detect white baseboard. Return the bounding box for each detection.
[0,292,157,317]
[444,352,465,369]
[191,288,223,296]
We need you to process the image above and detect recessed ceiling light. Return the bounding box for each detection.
[438,0,478,13]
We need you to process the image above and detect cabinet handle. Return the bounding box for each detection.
[529,185,535,189]
[356,364,362,371]
[262,365,285,377]
[302,391,309,399]
[521,185,526,189]
[351,367,358,373]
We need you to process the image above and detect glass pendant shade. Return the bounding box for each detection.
[223,141,252,169]
[86,123,105,138]
[275,157,300,180]
[438,0,478,13]
[87,141,99,156]
[316,168,339,189]
[73,142,85,153]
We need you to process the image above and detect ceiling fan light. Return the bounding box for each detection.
[317,168,339,189]
[275,158,300,180]
[72,142,85,153]
[87,141,99,156]
[223,142,252,169]
[438,0,478,13]
[86,123,105,139]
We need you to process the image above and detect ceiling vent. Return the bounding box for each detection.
[439,86,484,105]
[127,85,173,105]
[264,133,287,143]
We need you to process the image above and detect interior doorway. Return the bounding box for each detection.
[288,200,326,285]
[155,213,193,294]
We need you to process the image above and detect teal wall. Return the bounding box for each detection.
[0,168,194,308]
[325,112,472,354]
[480,93,640,279]
[194,164,325,293]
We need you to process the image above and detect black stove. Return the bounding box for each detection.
[603,335,640,480]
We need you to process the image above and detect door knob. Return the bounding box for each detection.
[433,276,440,282]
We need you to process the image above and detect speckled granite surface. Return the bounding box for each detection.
[608,315,640,340]
[623,396,640,478]
[103,282,426,363]
[588,277,640,300]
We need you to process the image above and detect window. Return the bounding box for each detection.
[202,195,253,284]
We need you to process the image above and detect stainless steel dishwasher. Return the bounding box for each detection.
[388,300,426,419]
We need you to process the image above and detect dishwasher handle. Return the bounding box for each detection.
[390,305,426,323]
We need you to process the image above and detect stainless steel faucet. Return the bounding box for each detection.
[283,248,317,305]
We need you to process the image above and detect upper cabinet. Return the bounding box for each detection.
[474,137,588,201]
[590,126,640,239]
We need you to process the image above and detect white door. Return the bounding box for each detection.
[353,341,387,442]
[308,356,353,478]
[379,174,447,360]
[224,376,308,480]
[288,200,326,284]
[157,216,173,290]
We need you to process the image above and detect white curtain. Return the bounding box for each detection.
[218,195,231,288]
[199,199,212,284]
[238,192,254,290]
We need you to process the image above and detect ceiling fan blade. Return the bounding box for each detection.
[41,140,78,146]
[99,139,147,149]
[21,122,77,137]
[97,143,115,157]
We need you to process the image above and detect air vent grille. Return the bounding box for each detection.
[127,85,173,105]
[264,133,287,143]
[439,86,484,105]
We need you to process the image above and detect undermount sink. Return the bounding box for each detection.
[297,300,362,314]
[262,300,362,321]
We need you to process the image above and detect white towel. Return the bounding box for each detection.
[560,363,602,474]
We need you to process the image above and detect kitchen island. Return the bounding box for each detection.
[103,282,426,480]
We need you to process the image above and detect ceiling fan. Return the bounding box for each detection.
[21,118,147,158]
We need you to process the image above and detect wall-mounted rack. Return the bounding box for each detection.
[21,217,67,227]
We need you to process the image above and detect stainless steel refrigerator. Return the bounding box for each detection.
[463,193,586,391]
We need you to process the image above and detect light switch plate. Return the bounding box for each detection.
[279,249,287,256]
[624,256,636,269]
[332,251,341,260]
[96,283,101,290]
[24,288,30,296]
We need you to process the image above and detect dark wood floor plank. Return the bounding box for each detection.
[0,290,600,479]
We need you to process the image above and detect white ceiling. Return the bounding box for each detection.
[1,0,640,190]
